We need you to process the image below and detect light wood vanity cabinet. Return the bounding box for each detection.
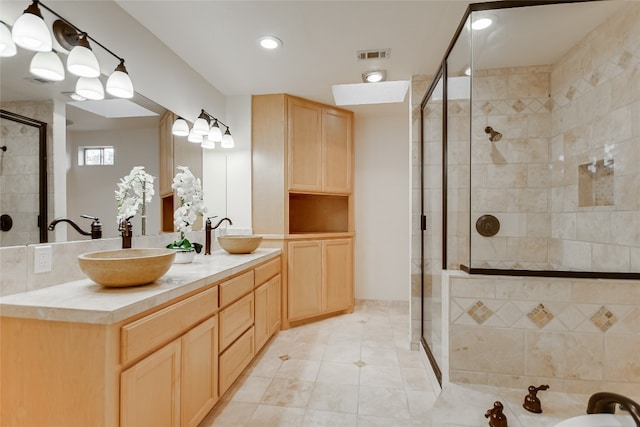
[253,93,354,328]
[288,238,353,322]
[0,255,281,427]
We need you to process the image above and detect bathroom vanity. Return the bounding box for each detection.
[0,249,281,427]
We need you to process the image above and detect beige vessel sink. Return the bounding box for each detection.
[77,248,176,287]
[218,235,263,254]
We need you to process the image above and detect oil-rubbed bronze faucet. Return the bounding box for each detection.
[118,217,133,249]
[204,216,233,255]
[485,401,508,427]
[587,392,640,426]
[48,215,102,239]
[523,384,549,413]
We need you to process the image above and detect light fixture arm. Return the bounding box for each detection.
[39,1,125,63]
[200,109,230,132]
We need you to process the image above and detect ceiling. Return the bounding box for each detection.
[1,1,628,123]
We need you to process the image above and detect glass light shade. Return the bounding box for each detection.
[207,122,222,142]
[11,10,52,52]
[75,77,104,100]
[0,22,17,57]
[188,129,203,144]
[171,118,189,136]
[221,129,235,148]
[106,70,134,98]
[67,45,100,77]
[192,117,210,136]
[30,51,65,81]
[201,139,215,149]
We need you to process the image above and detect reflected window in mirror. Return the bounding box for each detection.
[78,146,114,166]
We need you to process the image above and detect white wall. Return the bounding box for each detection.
[354,114,410,301]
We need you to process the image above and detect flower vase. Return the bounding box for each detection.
[173,248,195,264]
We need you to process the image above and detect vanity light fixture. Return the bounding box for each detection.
[362,70,386,83]
[257,35,282,50]
[11,0,52,52]
[0,21,17,57]
[29,50,64,81]
[66,32,100,77]
[7,2,135,99]
[172,110,235,149]
[171,117,189,136]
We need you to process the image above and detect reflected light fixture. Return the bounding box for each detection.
[171,117,189,136]
[75,76,104,100]
[472,17,493,30]
[29,50,64,81]
[188,129,203,144]
[66,32,100,77]
[106,59,133,98]
[257,35,282,50]
[172,110,235,149]
[362,70,386,83]
[11,0,52,52]
[0,21,17,57]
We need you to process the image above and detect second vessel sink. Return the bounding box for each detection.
[78,248,176,287]
[218,235,262,254]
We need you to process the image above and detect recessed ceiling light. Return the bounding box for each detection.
[362,70,386,83]
[472,17,493,30]
[257,35,283,50]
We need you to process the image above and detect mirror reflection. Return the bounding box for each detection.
[0,37,229,246]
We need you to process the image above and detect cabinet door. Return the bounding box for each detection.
[267,274,282,336]
[255,274,282,351]
[181,316,218,427]
[324,238,354,312]
[322,108,352,193]
[254,280,269,351]
[288,240,323,321]
[288,97,322,191]
[121,339,181,427]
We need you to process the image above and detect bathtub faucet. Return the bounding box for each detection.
[48,215,102,239]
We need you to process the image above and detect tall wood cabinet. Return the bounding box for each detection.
[252,94,354,329]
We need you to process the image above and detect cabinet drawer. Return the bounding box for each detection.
[219,292,254,350]
[121,286,218,365]
[219,270,254,308]
[254,257,280,287]
[219,326,255,396]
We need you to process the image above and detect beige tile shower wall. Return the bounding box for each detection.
[448,273,640,400]
[0,101,54,247]
[471,66,553,270]
[550,2,640,272]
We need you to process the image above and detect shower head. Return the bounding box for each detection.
[485,126,502,142]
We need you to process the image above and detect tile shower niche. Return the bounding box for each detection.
[578,159,614,207]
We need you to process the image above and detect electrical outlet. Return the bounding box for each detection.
[34,245,52,274]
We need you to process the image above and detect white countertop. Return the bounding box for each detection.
[0,248,280,325]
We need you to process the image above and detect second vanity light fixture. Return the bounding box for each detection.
[4,0,134,100]
[172,110,235,149]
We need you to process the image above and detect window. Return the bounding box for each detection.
[78,146,114,166]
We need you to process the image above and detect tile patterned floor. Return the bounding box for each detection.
[198,300,438,427]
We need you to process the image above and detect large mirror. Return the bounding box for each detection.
[0,26,231,246]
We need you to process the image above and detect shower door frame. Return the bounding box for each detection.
[0,109,48,244]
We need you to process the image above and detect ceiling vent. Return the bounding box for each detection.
[25,76,55,85]
[356,49,391,61]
